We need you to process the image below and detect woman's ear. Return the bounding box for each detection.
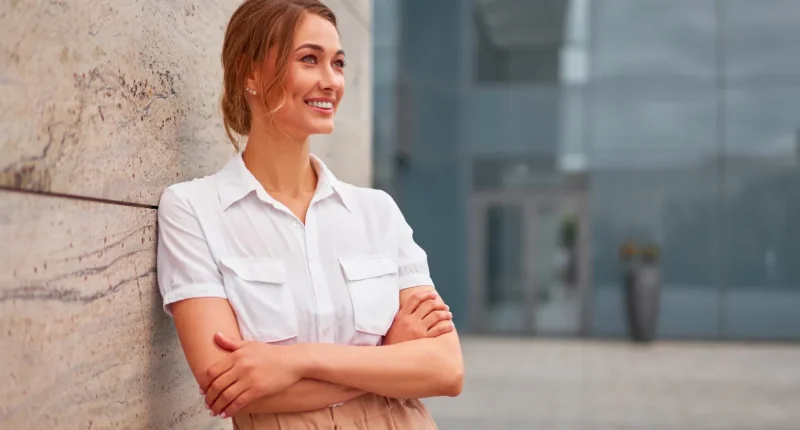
[244,71,258,96]
[239,55,259,95]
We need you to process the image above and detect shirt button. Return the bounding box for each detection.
[293,221,300,228]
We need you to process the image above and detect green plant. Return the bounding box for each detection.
[619,240,638,261]
[560,216,578,247]
[641,243,660,263]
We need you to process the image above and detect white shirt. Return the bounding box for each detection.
[156,153,435,347]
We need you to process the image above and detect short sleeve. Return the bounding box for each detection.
[385,193,435,290]
[156,186,227,316]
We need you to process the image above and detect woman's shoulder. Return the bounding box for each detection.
[158,174,220,212]
[336,182,401,218]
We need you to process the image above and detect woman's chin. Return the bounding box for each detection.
[309,123,336,135]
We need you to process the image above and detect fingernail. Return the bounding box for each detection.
[220,412,228,419]
[209,410,215,417]
[445,304,450,310]
[199,388,205,395]
[448,311,453,317]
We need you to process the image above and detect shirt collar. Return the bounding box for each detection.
[216,152,356,213]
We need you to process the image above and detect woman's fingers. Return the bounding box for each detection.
[205,368,239,411]
[203,355,236,394]
[426,319,456,337]
[413,296,449,319]
[214,332,245,352]
[399,291,437,315]
[210,380,247,417]
[422,309,453,329]
[220,387,258,418]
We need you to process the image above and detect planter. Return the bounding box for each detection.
[620,242,662,343]
[623,263,661,343]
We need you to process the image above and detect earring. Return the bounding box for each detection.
[246,87,257,95]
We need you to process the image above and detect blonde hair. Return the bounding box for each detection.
[220,0,337,150]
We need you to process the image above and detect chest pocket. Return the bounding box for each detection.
[219,258,298,343]
[340,255,400,336]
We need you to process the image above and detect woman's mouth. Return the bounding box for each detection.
[305,100,334,115]
[306,100,333,109]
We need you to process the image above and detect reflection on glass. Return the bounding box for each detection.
[473,0,568,83]
[484,204,526,332]
[725,0,800,82]
[593,0,715,82]
[720,86,800,338]
[532,203,583,334]
[589,87,717,168]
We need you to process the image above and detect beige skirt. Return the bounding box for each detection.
[232,393,438,430]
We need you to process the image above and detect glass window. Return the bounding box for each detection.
[724,0,800,83]
[589,86,717,167]
[473,0,570,83]
[588,86,720,338]
[720,85,800,339]
[592,0,716,83]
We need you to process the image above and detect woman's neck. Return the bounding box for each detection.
[241,128,317,198]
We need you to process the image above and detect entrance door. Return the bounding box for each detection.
[469,191,590,336]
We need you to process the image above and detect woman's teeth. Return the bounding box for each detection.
[306,101,333,109]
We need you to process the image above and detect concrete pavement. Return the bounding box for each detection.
[424,337,800,430]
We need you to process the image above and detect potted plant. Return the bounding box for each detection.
[621,241,662,343]
[619,240,638,262]
[640,243,660,264]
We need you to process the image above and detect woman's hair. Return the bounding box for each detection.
[220,0,337,150]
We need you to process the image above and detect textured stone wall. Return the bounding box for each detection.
[0,1,372,428]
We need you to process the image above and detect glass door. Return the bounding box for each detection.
[469,191,590,336]
[529,195,589,335]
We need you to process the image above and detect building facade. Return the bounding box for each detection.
[374,0,800,340]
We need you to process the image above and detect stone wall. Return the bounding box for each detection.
[0,0,372,428]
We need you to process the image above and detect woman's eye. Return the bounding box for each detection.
[301,55,317,64]
[334,59,347,68]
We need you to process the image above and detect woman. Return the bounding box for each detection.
[156,0,464,428]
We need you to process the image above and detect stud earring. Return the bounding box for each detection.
[246,87,257,95]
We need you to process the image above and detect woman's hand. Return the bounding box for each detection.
[383,291,454,345]
[202,333,304,418]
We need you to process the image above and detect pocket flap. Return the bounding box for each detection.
[339,255,398,281]
[220,258,286,284]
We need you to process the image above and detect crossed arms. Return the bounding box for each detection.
[171,286,464,418]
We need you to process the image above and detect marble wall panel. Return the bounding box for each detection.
[0,0,236,205]
[0,191,224,429]
[1,0,373,206]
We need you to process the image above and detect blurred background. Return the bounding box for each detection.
[373,0,800,342]
[371,1,800,428]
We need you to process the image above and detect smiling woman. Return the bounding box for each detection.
[219,0,344,149]
[156,0,462,429]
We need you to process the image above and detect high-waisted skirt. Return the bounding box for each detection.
[232,393,438,430]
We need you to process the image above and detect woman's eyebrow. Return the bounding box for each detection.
[295,43,345,56]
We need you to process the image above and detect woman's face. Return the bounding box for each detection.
[259,13,345,139]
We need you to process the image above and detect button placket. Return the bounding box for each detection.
[304,208,335,342]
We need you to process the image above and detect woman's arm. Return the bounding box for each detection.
[203,290,456,417]
[172,297,363,414]
[298,286,464,399]
[240,379,362,414]
[204,285,463,416]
